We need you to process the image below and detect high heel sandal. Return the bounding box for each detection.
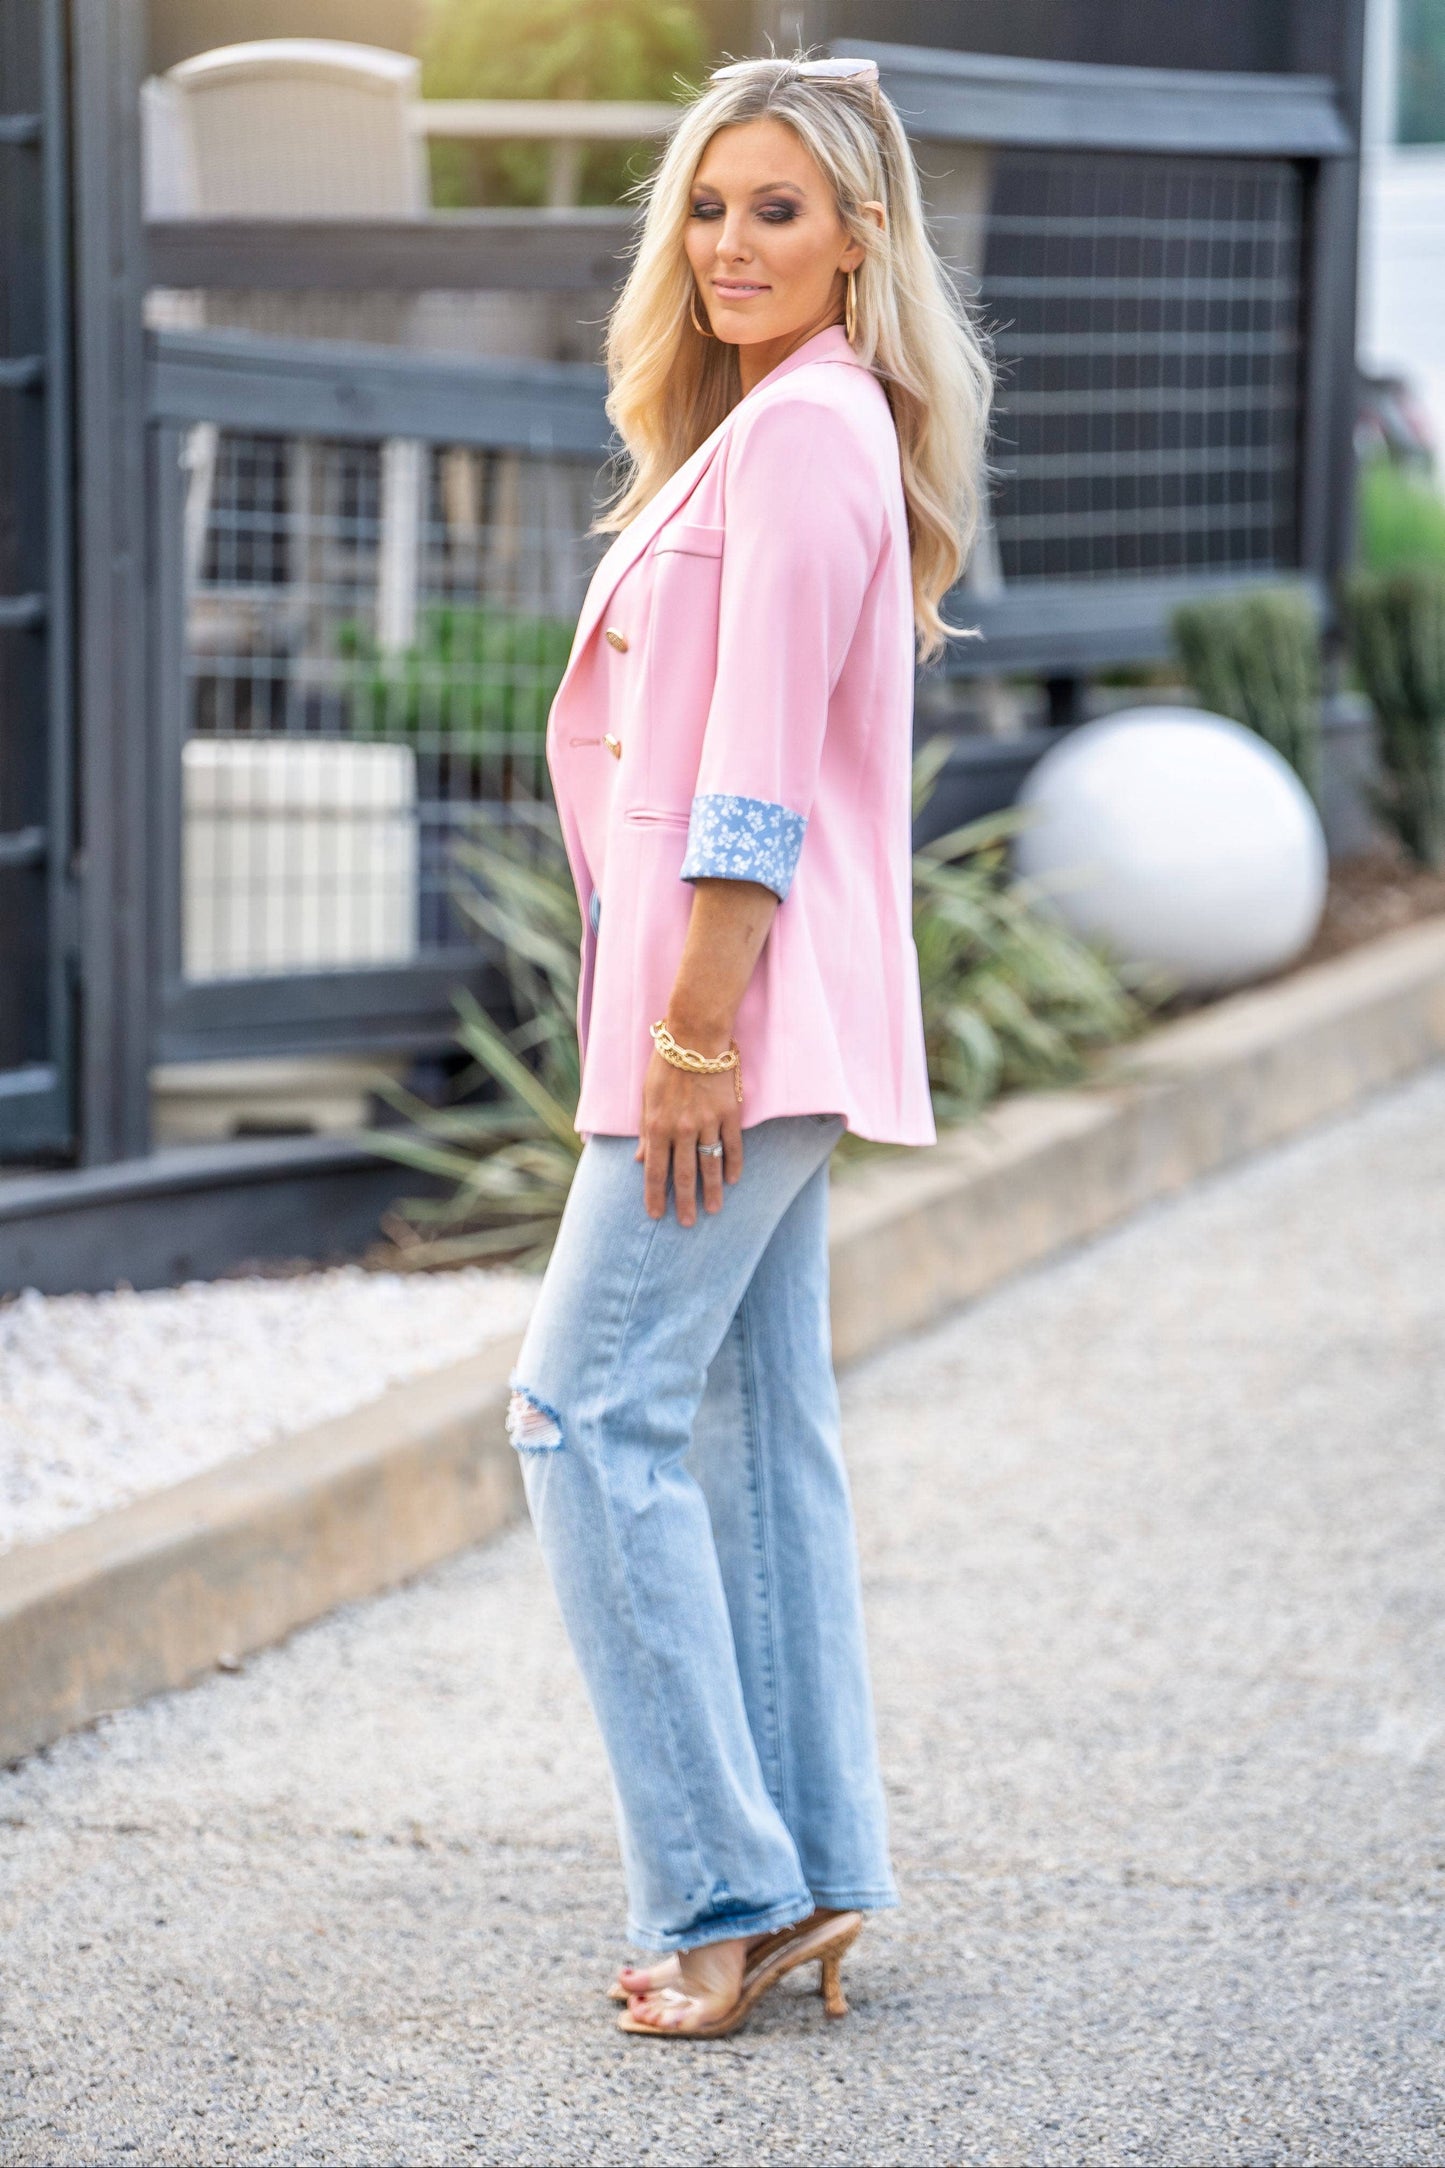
[607,1916,809,2003]
[616,1909,862,2039]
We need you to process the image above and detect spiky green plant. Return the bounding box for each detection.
[1342,567,1445,868]
[361,752,1152,1266]
[909,738,1150,1120]
[1171,586,1322,800]
[360,805,583,1267]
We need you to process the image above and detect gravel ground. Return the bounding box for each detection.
[0,1265,538,1554]
[3,1069,1444,2166]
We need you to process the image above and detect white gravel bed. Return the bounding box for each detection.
[0,1264,539,1555]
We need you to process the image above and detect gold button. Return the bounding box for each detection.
[604,734,622,759]
[605,626,629,652]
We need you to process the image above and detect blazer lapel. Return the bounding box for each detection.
[558,422,727,692]
[554,326,873,705]
[545,422,724,967]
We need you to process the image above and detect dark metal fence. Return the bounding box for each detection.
[982,151,1305,587]
[148,332,612,1061]
[842,39,1359,676]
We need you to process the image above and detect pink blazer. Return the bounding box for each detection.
[546,321,936,1148]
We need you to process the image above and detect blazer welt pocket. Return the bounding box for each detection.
[623,805,691,829]
[652,521,725,561]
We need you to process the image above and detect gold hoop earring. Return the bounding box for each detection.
[689,288,715,339]
[844,266,858,345]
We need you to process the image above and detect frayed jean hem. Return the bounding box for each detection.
[626,1892,816,1955]
[807,1884,901,1912]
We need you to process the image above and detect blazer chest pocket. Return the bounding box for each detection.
[645,522,725,810]
[653,521,725,561]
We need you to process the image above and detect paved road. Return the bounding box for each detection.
[5,1072,1445,2167]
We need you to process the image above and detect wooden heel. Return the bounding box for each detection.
[820,1948,849,2019]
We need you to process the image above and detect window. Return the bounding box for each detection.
[1399,0,1445,144]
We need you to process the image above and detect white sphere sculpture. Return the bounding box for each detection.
[1014,707,1328,995]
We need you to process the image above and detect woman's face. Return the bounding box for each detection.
[683,117,864,357]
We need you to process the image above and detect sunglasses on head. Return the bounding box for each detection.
[710,56,881,105]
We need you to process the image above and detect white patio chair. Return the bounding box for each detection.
[163,40,427,217]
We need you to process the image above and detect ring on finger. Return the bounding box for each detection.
[698,1139,724,1159]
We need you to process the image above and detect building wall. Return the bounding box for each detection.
[740,1,1368,77]
[799,1,1293,72]
[1359,0,1445,461]
[147,3,1357,93]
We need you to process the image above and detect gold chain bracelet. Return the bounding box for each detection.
[649,1018,744,1102]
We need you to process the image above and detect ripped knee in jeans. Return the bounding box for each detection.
[506,1383,565,1453]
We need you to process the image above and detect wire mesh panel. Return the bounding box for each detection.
[180,427,602,981]
[980,150,1306,585]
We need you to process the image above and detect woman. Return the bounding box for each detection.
[506,52,992,2039]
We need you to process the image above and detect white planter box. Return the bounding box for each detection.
[183,737,419,979]
[150,1054,412,1142]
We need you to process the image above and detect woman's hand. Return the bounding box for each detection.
[634,874,779,1224]
[636,1049,743,1224]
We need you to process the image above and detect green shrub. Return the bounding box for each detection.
[340,604,574,747]
[419,0,707,208]
[363,750,1151,1265]
[1171,586,1322,800]
[362,806,584,1267]
[1342,567,1445,867]
[1357,457,1445,575]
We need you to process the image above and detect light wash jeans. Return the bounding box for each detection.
[507,1112,898,1951]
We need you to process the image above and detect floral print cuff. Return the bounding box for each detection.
[680,793,807,901]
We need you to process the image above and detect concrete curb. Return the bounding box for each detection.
[0,1340,524,1766]
[5,916,1445,1767]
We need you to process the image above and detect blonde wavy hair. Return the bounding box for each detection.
[596,53,994,663]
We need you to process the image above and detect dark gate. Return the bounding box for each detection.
[0,0,75,1161]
